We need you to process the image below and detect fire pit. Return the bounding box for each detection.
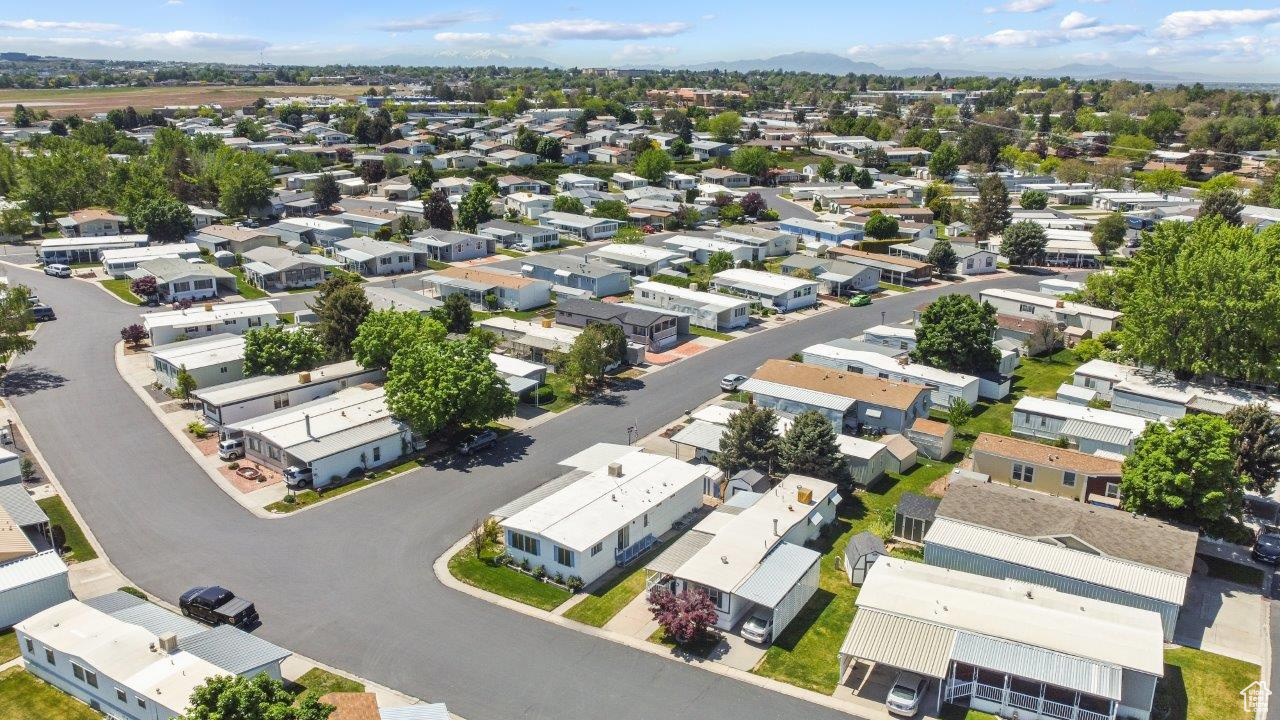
[236,467,263,481]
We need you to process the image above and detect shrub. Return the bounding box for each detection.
[520,558,531,572]
[554,572,565,585]
[566,575,585,592]
[1074,338,1105,363]
[19,457,35,482]
[228,461,240,470]
[185,421,210,439]
[533,565,548,580]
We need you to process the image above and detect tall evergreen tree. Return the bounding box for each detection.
[971,173,1011,243]
[777,411,847,482]
[714,404,780,475]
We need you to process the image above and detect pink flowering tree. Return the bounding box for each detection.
[648,586,718,645]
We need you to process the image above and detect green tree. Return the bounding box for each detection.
[422,189,454,230]
[205,147,273,217]
[1091,212,1127,256]
[718,203,745,224]
[1198,189,1243,226]
[385,337,515,436]
[1019,189,1048,210]
[439,292,473,334]
[837,163,856,183]
[1108,133,1156,161]
[613,226,645,244]
[817,157,836,181]
[0,285,35,359]
[312,172,340,209]
[714,404,780,475]
[926,238,959,274]
[1117,220,1280,383]
[535,136,562,161]
[308,276,372,360]
[242,326,325,376]
[351,310,446,370]
[175,365,197,402]
[634,148,674,184]
[1225,404,1280,494]
[863,212,899,240]
[132,196,194,243]
[1000,220,1047,266]
[592,199,629,221]
[971,174,1011,243]
[728,146,772,179]
[777,410,847,481]
[1055,158,1090,184]
[233,117,266,141]
[552,194,585,215]
[707,111,742,143]
[946,397,973,427]
[910,294,999,373]
[1136,169,1185,193]
[1120,415,1245,535]
[183,673,333,720]
[706,250,734,276]
[408,162,436,192]
[927,142,959,180]
[456,183,494,233]
[0,204,31,239]
[562,323,623,394]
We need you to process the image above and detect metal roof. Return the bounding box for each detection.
[645,530,714,576]
[722,491,762,510]
[844,531,885,560]
[669,419,726,452]
[82,590,147,615]
[0,483,48,528]
[110,602,208,639]
[489,470,589,520]
[926,518,1187,605]
[180,624,291,675]
[1059,418,1136,447]
[379,705,451,720]
[738,378,855,413]
[0,551,67,593]
[286,417,405,463]
[734,543,822,608]
[951,631,1123,700]
[839,608,955,678]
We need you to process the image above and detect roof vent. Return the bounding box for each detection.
[720,555,729,564]
[157,633,178,653]
[608,462,623,478]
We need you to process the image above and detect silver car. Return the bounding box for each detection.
[720,374,747,392]
[886,671,926,716]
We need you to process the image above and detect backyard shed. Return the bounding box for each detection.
[894,492,940,544]
[842,531,885,585]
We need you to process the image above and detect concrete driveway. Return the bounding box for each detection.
[1175,571,1268,665]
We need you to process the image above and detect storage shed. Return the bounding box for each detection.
[842,531,885,585]
[894,492,940,544]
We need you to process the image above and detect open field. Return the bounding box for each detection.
[0,85,366,117]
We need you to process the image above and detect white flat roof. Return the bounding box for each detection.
[1014,396,1149,435]
[193,360,373,406]
[142,300,277,330]
[150,333,245,368]
[805,344,978,389]
[489,352,547,378]
[980,288,1121,320]
[673,474,837,593]
[856,559,1165,676]
[712,268,816,294]
[863,324,916,340]
[590,244,684,263]
[40,234,148,250]
[661,234,747,253]
[101,243,200,264]
[277,217,348,232]
[227,385,388,450]
[502,448,715,552]
[633,281,752,312]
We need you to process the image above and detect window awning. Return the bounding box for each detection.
[809,512,826,526]
[865,408,883,419]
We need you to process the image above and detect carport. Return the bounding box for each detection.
[731,543,821,643]
[839,609,952,714]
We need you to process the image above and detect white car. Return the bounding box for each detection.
[720,374,747,392]
[740,612,773,644]
[886,671,926,716]
[43,264,71,278]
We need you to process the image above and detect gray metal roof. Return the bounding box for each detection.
[844,531,886,561]
[110,602,208,639]
[645,530,714,576]
[379,705,451,720]
[489,470,588,520]
[734,543,822,608]
[738,378,856,413]
[82,590,147,615]
[522,254,628,279]
[0,551,67,593]
[286,417,404,463]
[1060,418,1135,446]
[839,608,955,678]
[180,624,291,675]
[951,631,1123,700]
[0,483,48,528]
[669,419,726,453]
[723,490,763,510]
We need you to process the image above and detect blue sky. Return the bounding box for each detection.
[2,2,1279,79]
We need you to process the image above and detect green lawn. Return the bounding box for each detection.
[938,706,999,720]
[497,248,526,258]
[36,496,97,563]
[0,667,102,720]
[878,281,912,293]
[534,372,583,413]
[292,667,364,697]
[226,267,270,299]
[1196,554,1265,587]
[1156,647,1259,720]
[563,532,681,627]
[448,543,572,611]
[264,456,431,513]
[754,349,1086,694]
[99,279,142,305]
[687,326,735,341]
[0,629,18,663]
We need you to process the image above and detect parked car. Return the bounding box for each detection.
[283,465,313,488]
[740,612,773,644]
[847,294,871,307]
[720,374,747,392]
[217,438,244,461]
[179,586,259,628]
[30,305,55,322]
[1252,532,1280,564]
[43,264,71,278]
[458,429,497,456]
[886,671,927,717]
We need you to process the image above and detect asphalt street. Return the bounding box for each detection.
[7,263,1079,720]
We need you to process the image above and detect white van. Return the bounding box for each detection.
[217,438,244,461]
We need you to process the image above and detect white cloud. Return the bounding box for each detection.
[165,1,182,5]
[374,11,496,33]
[433,32,540,47]
[1059,11,1097,30]
[134,30,268,51]
[986,0,1056,13]
[612,44,676,62]
[980,21,1139,47]
[0,19,123,32]
[847,34,962,56]
[507,18,690,40]
[1157,8,1280,38]
[1148,34,1277,62]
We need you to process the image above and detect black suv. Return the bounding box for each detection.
[179,586,260,628]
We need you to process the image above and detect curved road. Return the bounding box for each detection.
[6,265,1077,720]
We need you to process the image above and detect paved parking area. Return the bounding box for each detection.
[834,662,943,720]
[1175,571,1267,665]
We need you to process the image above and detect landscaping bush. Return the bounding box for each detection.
[566,575,585,592]
[534,565,548,581]
[185,421,210,439]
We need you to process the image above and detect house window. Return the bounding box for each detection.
[1105,482,1120,498]
[45,648,54,665]
[86,670,98,688]
[372,447,381,462]
[220,366,228,373]
[554,545,575,567]
[1063,471,1077,487]
[1012,463,1034,483]
[1084,378,1095,389]
[508,530,540,556]
[1018,303,1036,314]
[273,394,290,410]
[706,588,727,611]
[117,689,127,702]
[24,638,32,654]
[268,446,281,461]
[248,437,262,452]
[72,663,85,681]
[643,513,649,528]
[138,699,147,709]
[591,541,603,556]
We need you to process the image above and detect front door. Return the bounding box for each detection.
[617,525,630,551]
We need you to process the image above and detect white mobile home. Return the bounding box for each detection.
[715,226,797,258]
[633,281,751,331]
[979,288,1121,337]
[194,360,385,428]
[709,268,817,313]
[538,211,620,241]
[141,300,279,346]
[333,237,414,277]
[587,244,684,277]
[802,343,980,409]
[1012,396,1150,455]
[149,334,245,392]
[661,234,754,265]
[100,243,202,279]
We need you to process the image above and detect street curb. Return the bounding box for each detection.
[431,535,880,718]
